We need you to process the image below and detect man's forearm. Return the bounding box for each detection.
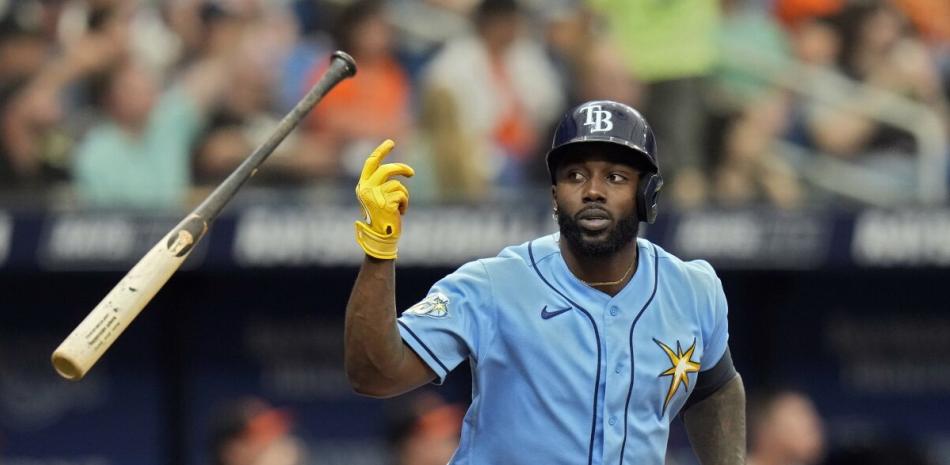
[682,375,746,465]
[345,140,432,397]
[343,256,409,394]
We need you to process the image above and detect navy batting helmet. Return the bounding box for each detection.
[546,100,663,224]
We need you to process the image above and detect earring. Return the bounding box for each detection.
[552,207,558,222]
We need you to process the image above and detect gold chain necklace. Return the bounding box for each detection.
[584,258,636,287]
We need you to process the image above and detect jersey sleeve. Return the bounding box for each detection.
[397,260,494,384]
[693,260,730,371]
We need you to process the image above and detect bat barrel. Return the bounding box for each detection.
[51,224,195,380]
[52,352,82,380]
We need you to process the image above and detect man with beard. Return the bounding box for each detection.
[344,100,745,465]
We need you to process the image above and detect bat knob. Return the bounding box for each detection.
[331,51,358,78]
[52,350,84,381]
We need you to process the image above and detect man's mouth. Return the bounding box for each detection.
[576,208,611,231]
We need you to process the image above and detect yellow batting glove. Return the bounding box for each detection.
[354,139,415,260]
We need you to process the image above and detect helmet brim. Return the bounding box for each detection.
[546,138,659,184]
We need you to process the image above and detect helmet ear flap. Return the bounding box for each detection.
[637,173,664,224]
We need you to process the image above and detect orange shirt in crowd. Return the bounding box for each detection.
[775,0,843,27]
[489,57,536,161]
[305,55,411,140]
[891,0,950,42]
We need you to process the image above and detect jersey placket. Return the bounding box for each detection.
[602,243,658,465]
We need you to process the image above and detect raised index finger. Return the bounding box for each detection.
[359,139,396,181]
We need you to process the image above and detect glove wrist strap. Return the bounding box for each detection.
[354,222,399,260]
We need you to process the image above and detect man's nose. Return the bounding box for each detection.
[582,176,606,203]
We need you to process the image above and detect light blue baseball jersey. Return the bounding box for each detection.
[397,234,730,465]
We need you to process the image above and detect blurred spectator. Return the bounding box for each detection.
[781,12,843,168]
[714,92,803,208]
[541,2,592,107]
[167,0,265,62]
[836,2,945,108]
[414,0,563,199]
[715,0,791,105]
[589,0,719,208]
[573,42,643,109]
[800,2,946,159]
[542,4,643,109]
[710,0,804,208]
[0,1,127,189]
[208,397,307,465]
[72,57,221,209]
[389,0,478,78]
[0,15,49,89]
[164,0,211,60]
[386,391,464,465]
[192,2,326,186]
[788,14,841,67]
[71,3,244,210]
[888,0,950,45]
[72,59,191,209]
[304,0,412,180]
[746,389,824,465]
[278,2,333,114]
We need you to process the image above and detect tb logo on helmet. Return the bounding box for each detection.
[581,104,613,133]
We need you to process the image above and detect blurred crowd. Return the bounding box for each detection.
[210,388,940,465]
[0,0,946,211]
[745,388,937,465]
[208,392,464,465]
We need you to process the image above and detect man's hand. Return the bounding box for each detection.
[354,140,415,259]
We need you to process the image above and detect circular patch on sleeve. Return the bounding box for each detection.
[404,293,450,318]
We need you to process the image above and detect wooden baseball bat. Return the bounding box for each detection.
[51,51,357,380]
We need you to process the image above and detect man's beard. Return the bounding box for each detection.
[557,205,640,257]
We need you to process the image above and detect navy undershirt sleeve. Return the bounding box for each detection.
[683,347,738,411]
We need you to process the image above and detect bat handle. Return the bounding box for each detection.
[190,50,358,223]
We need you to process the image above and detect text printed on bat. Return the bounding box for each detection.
[84,313,121,349]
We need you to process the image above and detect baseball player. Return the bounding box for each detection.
[345,100,745,465]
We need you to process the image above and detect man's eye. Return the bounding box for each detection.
[608,173,627,183]
[568,171,585,181]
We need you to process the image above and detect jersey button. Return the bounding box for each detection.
[615,365,623,374]
[608,416,617,426]
[609,307,618,316]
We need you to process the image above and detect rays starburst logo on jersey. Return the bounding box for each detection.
[654,338,701,415]
[404,293,450,318]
